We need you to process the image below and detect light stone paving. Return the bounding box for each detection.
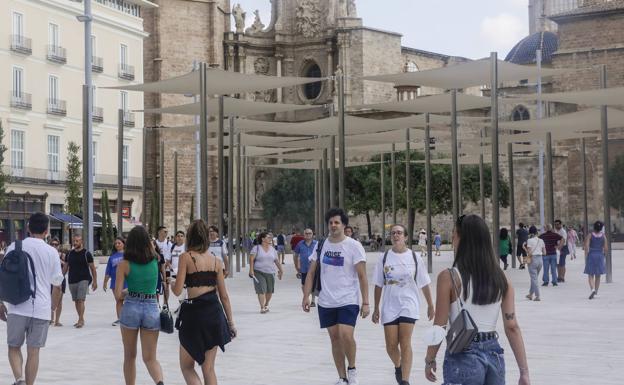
[1,250,623,385]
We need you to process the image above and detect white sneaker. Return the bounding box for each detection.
[333,380,347,385]
[347,368,358,385]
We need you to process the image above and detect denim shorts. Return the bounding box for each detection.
[119,297,160,331]
[318,304,359,328]
[443,338,505,385]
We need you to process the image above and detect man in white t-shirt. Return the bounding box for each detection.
[169,230,186,278]
[155,226,172,301]
[303,208,369,385]
[0,212,63,385]
[554,219,568,283]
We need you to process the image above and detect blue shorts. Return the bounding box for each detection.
[318,305,359,328]
[277,245,285,253]
[558,246,569,266]
[120,297,160,331]
[383,316,417,326]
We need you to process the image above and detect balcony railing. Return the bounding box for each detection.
[10,92,32,110]
[123,111,135,127]
[46,45,67,64]
[118,63,135,80]
[3,166,142,188]
[92,56,104,73]
[92,106,104,123]
[47,99,67,116]
[10,35,32,55]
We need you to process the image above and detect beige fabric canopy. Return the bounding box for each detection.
[105,68,326,95]
[254,161,378,170]
[499,108,624,132]
[411,156,485,165]
[139,97,320,117]
[507,87,624,106]
[363,58,566,89]
[353,93,491,114]
[240,133,312,146]
[207,146,305,156]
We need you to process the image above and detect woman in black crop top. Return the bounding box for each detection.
[170,220,236,385]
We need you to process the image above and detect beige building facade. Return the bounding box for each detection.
[0,0,155,243]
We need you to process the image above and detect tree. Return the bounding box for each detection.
[65,141,82,214]
[609,154,624,216]
[0,120,9,206]
[261,169,315,230]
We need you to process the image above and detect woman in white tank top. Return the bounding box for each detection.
[424,214,530,385]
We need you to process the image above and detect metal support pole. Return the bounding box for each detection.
[159,140,164,226]
[391,143,397,224]
[599,65,612,283]
[173,151,178,234]
[82,85,93,251]
[142,127,147,227]
[546,132,554,226]
[537,49,545,231]
[451,89,459,223]
[458,163,463,215]
[241,147,247,268]
[581,138,589,241]
[323,149,329,211]
[193,61,201,221]
[236,132,242,273]
[199,62,209,221]
[380,153,385,251]
[117,109,123,235]
[508,143,516,268]
[405,128,412,247]
[314,169,319,236]
[330,136,336,207]
[425,114,433,273]
[490,52,500,254]
[338,74,346,208]
[228,118,235,277]
[218,96,225,232]
[479,128,485,220]
[320,159,327,235]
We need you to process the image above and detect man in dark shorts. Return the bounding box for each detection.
[65,234,97,328]
[293,228,317,306]
[555,219,569,282]
[539,224,563,286]
[303,208,369,385]
[516,223,529,269]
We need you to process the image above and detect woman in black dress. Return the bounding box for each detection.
[171,220,236,385]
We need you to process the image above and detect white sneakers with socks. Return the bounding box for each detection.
[347,368,358,385]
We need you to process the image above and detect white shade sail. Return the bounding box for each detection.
[139,97,321,117]
[254,161,378,170]
[240,133,312,146]
[507,87,624,106]
[363,58,567,89]
[353,93,491,114]
[104,68,326,95]
[498,108,624,132]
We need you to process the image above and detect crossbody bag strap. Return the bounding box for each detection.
[447,268,464,310]
[381,249,390,284]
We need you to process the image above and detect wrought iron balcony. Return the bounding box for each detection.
[2,166,142,188]
[10,92,32,110]
[47,99,67,116]
[118,63,135,80]
[92,56,104,73]
[123,111,135,127]
[10,35,32,55]
[46,45,67,64]
[92,106,104,123]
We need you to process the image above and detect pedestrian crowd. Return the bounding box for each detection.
[0,210,609,385]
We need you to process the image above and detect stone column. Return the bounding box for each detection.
[326,41,334,95]
[337,32,350,105]
[227,45,235,72]
[276,54,283,103]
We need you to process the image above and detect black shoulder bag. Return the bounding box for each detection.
[446,268,478,354]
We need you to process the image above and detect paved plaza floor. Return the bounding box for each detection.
[1,249,623,384]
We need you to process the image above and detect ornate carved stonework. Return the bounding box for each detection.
[252,57,276,102]
[246,10,265,34]
[253,57,270,75]
[295,0,322,38]
[232,4,246,34]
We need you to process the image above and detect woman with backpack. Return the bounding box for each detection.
[424,215,530,385]
[115,226,164,385]
[372,224,434,385]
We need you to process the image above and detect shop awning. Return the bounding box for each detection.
[49,213,83,227]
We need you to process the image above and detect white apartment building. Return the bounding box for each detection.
[0,0,156,244]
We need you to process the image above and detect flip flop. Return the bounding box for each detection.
[75,322,84,328]
[54,322,63,327]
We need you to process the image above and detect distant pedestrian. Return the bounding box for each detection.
[372,224,434,385]
[66,234,97,328]
[293,228,318,307]
[50,237,66,326]
[539,224,563,286]
[103,237,127,326]
[276,232,286,264]
[555,220,568,282]
[418,229,427,257]
[155,226,172,300]
[584,221,608,300]
[208,226,230,277]
[433,232,442,256]
[567,226,578,260]
[516,223,529,269]
[523,226,545,301]
[115,226,164,385]
[249,232,283,313]
[499,228,512,270]
[344,225,355,239]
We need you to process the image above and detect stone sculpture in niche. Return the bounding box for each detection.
[347,0,357,16]
[232,4,246,34]
[254,170,267,207]
[246,10,265,34]
[296,0,322,38]
[252,57,276,102]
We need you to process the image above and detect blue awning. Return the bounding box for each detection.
[49,213,83,227]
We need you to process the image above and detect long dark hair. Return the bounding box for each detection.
[186,220,211,253]
[454,215,508,305]
[499,228,508,240]
[124,226,158,264]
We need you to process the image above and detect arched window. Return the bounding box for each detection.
[405,61,418,73]
[511,105,530,121]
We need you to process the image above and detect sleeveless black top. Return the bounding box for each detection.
[185,252,218,288]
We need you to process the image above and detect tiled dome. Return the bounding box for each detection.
[505,31,559,65]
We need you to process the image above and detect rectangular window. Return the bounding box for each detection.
[48,23,59,47]
[12,12,23,36]
[49,75,59,103]
[12,67,23,97]
[11,130,25,175]
[122,144,129,183]
[120,90,128,111]
[47,135,60,176]
[120,44,128,66]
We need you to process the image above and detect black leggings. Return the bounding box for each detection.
[500,254,508,265]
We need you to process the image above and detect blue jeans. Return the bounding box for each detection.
[443,339,505,385]
[120,297,160,331]
[542,254,558,284]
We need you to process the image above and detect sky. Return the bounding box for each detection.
[233,0,530,59]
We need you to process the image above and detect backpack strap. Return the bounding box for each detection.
[17,240,37,300]
[382,249,419,285]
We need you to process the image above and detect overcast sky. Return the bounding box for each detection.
[233,0,530,59]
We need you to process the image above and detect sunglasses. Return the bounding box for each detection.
[51,243,59,247]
